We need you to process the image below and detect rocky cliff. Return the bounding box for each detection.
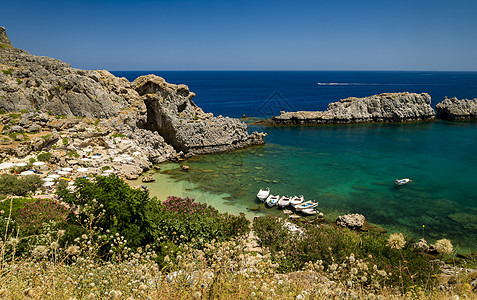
[0,28,265,160]
[435,97,477,120]
[261,92,435,125]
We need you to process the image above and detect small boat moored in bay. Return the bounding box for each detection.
[257,187,270,201]
[301,208,319,215]
[394,178,411,186]
[294,200,319,211]
[290,195,305,207]
[278,195,291,208]
[266,194,280,207]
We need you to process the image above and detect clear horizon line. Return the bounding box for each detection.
[106,69,477,72]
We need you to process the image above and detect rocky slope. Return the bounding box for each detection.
[435,97,477,120]
[261,92,435,125]
[0,28,265,161]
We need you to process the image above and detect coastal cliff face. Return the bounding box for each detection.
[263,92,435,125]
[0,28,265,160]
[435,97,477,120]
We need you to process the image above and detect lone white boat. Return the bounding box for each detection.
[290,195,305,207]
[278,195,291,208]
[257,187,270,202]
[301,208,319,215]
[265,194,280,207]
[294,200,319,211]
[394,178,411,186]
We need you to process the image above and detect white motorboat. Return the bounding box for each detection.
[394,178,411,186]
[290,195,305,207]
[265,194,280,207]
[278,195,291,208]
[301,208,319,215]
[294,200,319,211]
[257,187,270,202]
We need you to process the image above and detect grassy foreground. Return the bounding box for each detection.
[0,175,476,299]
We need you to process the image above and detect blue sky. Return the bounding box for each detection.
[2,0,477,71]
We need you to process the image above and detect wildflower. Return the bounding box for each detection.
[296,295,304,299]
[9,237,19,246]
[348,254,355,263]
[434,238,453,255]
[82,234,88,240]
[58,230,66,237]
[193,291,201,299]
[139,284,147,290]
[361,276,367,282]
[251,292,256,296]
[51,241,59,250]
[32,245,48,259]
[0,210,4,214]
[378,270,387,277]
[351,267,358,275]
[164,255,170,263]
[88,293,95,299]
[387,233,406,250]
[329,263,338,272]
[66,245,80,256]
[90,283,95,287]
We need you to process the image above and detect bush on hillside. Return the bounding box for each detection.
[0,174,42,197]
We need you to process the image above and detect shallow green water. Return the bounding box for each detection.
[148,121,477,252]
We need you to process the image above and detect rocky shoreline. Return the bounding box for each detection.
[0,27,265,178]
[258,92,477,126]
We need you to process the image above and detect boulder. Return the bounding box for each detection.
[436,97,477,120]
[336,213,366,230]
[262,93,435,125]
[142,174,155,182]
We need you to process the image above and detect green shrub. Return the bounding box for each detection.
[67,150,79,158]
[7,113,20,119]
[0,175,42,197]
[62,137,69,146]
[0,109,6,114]
[37,152,52,162]
[16,78,22,85]
[57,175,157,248]
[94,119,100,126]
[1,68,14,76]
[20,109,28,114]
[153,196,250,248]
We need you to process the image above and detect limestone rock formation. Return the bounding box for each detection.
[435,97,477,120]
[0,27,12,46]
[336,213,366,230]
[0,27,265,160]
[133,75,266,154]
[262,93,435,125]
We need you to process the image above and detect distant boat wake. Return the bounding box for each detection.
[316,82,418,86]
[317,82,380,86]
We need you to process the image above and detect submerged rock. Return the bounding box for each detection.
[436,97,477,120]
[261,92,435,125]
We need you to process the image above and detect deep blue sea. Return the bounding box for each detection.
[112,71,477,251]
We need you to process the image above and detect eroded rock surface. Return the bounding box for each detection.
[262,93,435,125]
[0,28,265,160]
[436,97,477,120]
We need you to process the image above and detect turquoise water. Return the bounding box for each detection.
[113,71,477,251]
[157,121,477,251]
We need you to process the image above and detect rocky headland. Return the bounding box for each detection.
[260,92,436,125]
[0,28,265,174]
[435,97,477,120]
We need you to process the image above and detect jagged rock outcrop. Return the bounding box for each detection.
[261,93,435,125]
[435,97,477,120]
[0,27,12,46]
[133,75,266,154]
[0,27,265,159]
[336,213,366,230]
